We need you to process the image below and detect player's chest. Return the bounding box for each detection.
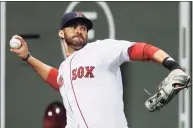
[60,51,107,85]
[66,49,106,71]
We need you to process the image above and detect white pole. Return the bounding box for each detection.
[179,2,191,128]
[1,2,6,128]
[192,2,193,128]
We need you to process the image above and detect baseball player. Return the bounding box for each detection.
[10,12,191,128]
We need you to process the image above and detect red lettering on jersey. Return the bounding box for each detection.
[71,66,95,80]
[77,66,84,78]
[85,66,95,78]
[72,68,77,80]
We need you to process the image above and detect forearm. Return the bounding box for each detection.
[27,55,52,81]
[128,42,183,71]
[26,55,59,90]
[152,49,169,64]
[152,50,183,71]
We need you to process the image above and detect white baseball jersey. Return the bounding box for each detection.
[57,39,135,128]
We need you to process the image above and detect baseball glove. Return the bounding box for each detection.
[145,69,191,112]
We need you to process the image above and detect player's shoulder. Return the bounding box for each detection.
[87,39,116,46]
[88,39,134,47]
[58,56,72,72]
[83,39,135,53]
[90,39,134,44]
[89,39,116,44]
[58,61,65,72]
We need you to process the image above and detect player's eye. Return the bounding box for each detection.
[81,26,87,31]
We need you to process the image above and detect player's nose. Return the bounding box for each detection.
[75,27,82,34]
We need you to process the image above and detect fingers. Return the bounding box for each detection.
[12,35,26,46]
[10,48,20,53]
[10,35,29,58]
[12,35,23,41]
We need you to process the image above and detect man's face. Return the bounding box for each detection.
[62,22,88,50]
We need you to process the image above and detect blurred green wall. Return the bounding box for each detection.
[6,2,179,128]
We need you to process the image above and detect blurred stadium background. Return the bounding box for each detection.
[0,1,192,128]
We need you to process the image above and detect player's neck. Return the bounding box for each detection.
[62,41,75,57]
[67,46,76,55]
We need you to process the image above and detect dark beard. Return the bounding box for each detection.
[65,34,87,50]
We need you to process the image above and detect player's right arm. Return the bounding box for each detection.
[27,56,59,91]
[10,35,59,91]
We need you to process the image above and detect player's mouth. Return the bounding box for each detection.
[74,36,84,42]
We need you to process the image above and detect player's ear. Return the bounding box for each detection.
[58,30,65,38]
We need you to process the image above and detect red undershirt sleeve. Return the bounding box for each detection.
[128,42,160,61]
[45,68,59,91]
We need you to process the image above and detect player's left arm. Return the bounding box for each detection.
[128,42,191,112]
[127,42,183,71]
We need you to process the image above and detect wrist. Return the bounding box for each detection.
[162,57,183,71]
[22,52,31,62]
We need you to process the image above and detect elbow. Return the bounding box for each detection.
[128,42,160,61]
